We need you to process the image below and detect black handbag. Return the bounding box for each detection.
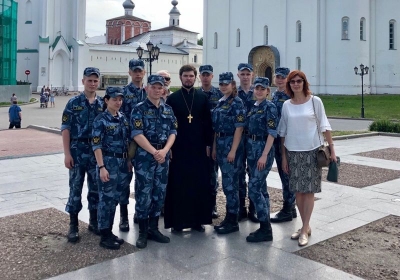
[312,97,331,168]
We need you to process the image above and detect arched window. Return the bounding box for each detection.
[360,17,366,40]
[296,21,302,42]
[236,29,241,47]
[389,20,396,50]
[173,19,175,25]
[264,25,269,45]
[194,54,197,63]
[214,32,218,49]
[342,17,349,40]
[296,57,301,70]
[26,0,32,23]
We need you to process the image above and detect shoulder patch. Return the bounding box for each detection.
[62,114,68,123]
[134,119,143,129]
[174,120,178,129]
[268,120,275,128]
[237,114,245,123]
[92,136,100,144]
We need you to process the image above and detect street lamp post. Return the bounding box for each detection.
[354,63,369,118]
[136,41,160,75]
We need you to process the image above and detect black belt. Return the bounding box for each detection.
[216,132,234,137]
[150,142,166,149]
[247,134,268,141]
[72,138,91,143]
[103,151,128,159]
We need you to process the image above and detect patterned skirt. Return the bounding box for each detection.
[287,148,322,193]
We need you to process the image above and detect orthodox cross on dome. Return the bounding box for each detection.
[169,0,180,27]
[123,0,135,16]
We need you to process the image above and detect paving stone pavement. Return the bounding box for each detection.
[1,130,399,280]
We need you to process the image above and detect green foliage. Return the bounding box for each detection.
[197,37,203,46]
[369,120,400,133]
[318,94,400,120]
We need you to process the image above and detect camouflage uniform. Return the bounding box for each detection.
[92,110,130,230]
[271,89,295,206]
[130,99,177,219]
[246,98,278,222]
[61,92,103,214]
[212,94,246,215]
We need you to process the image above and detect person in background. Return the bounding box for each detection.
[8,100,22,129]
[278,70,337,246]
[157,70,173,101]
[49,87,56,108]
[10,93,17,104]
[245,77,278,242]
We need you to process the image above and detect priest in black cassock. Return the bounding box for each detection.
[164,65,213,231]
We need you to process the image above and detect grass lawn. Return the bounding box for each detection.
[318,94,400,120]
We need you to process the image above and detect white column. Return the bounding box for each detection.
[317,0,327,94]
[40,0,48,37]
[121,25,125,43]
[370,0,377,93]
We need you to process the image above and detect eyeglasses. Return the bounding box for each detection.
[289,79,304,85]
[164,77,171,81]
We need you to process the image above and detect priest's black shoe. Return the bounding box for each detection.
[238,198,247,221]
[88,210,100,235]
[136,218,148,249]
[215,213,239,234]
[246,221,273,242]
[192,224,205,232]
[67,213,79,243]
[99,229,120,250]
[248,200,259,223]
[119,204,129,232]
[271,203,294,223]
[148,216,170,243]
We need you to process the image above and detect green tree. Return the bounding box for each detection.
[197,37,203,46]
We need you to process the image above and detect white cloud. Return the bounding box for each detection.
[86,0,203,37]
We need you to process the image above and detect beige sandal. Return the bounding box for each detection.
[291,228,311,240]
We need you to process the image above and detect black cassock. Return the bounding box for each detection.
[164,87,213,229]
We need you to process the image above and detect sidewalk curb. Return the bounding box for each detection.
[328,116,374,121]
[27,125,61,135]
[333,132,400,140]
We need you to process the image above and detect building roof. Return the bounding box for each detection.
[107,15,150,22]
[174,40,203,50]
[151,26,198,34]
[85,35,107,45]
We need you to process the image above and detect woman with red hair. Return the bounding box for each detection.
[277,70,337,246]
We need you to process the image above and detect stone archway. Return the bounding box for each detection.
[248,45,280,86]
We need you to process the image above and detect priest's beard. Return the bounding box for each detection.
[182,81,195,89]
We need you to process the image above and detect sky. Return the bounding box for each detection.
[86,0,203,38]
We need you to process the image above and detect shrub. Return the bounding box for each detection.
[369,120,400,133]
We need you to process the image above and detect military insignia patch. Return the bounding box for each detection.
[92,136,100,144]
[257,110,264,114]
[174,121,178,129]
[237,114,245,123]
[134,120,143,129]
[62,114,68,123]
[268,120,275,128]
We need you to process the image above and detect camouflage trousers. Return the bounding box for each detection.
[97,156,131,230]
[119,172,133,205]
[238,136,248,199]
[246,139,275,222]
[65,143,98,214]
[216,136,244,215]
[274,137,295,206]
[132,147,170,219]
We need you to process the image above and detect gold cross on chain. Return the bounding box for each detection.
[187,114,193,123]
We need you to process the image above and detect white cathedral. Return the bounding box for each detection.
[16,0,202,92]
[203,0,400,95]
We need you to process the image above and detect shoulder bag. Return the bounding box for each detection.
[311,97,331,167]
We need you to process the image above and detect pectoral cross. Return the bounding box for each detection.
[187,114,193,123]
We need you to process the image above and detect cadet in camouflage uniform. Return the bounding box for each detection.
[130,75,177,249]
[119,59,147,231]
[212,72,246,235]
[245,77,278,243]
[61,67,104,243]
[199,64,223,219]
[92,87,130,250]
[237,63,258,223]
[270,67,297,223]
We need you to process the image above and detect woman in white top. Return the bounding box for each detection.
[278,70,337,246]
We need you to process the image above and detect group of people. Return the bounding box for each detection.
[61,59,337,251]
[40,86,55,108]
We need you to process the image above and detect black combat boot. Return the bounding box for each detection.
[67,213,79,243]
[270,202,293,223]
[99,228,120,250]
[88,209,100,235]
[246,220,273,242]
[248,200,259,223]
[148,216,170,243]
[238,197,248,221]
[215,213,239,234]
[119,204,129,232]
[211,195,219,219]
[109,221,124,245]
[214,206,229,230]
[136,219,148,249]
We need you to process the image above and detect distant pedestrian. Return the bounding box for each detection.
[49,87,55,107]
[10,93,17,104]
[8,101,22,129]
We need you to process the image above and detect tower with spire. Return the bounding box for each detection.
[169,0,180,27]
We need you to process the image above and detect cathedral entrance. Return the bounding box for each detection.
[248,45,280,86]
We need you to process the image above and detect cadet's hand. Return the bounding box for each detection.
[227,150,236,163]
[127,161,133,173]
[257,155,267,171]
[64,154,74,169]
[212,148,217,161]
[282,156,289,174]
[156,149,167,161]
[100,168,110,182]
